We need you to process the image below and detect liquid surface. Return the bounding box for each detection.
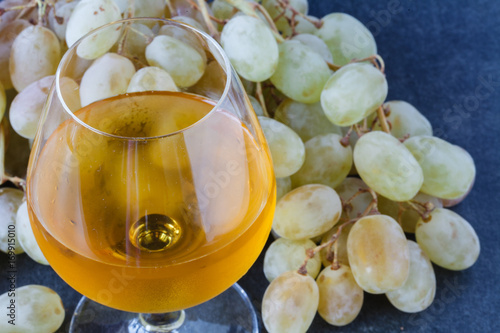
[28,91,275,312]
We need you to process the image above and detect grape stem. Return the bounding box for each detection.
[275,0,323,29]
[194,0,221,40]
[186,0,228,26]
[406,200,435,222]
[256,82,270,117]
[126,0,135,19]
[376,105,391,134]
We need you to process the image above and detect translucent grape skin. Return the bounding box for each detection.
[404,135,476,200]
[263,238,321,282]
[80,53,136,107]
[146,35,206,88]
[262,0,309,38]
[274,99,342,142]
[0,285,64,333]
[258,116,305,178]
[270,40,331,104]
[416,208,480,270]
[273,184,342,240]
[262,270,319,333]
[221,15,279,82]
[321,63,388,126]
[378,192,443,233]
[316,265,364,326]
[17,201,49,265]
[0,19,31,89]
[0,188,25,254]
[386,241,436,313]
[9,25,61,92]
[347,214,410,294]
[292,33,334,63]
[276,176,292,201]
[291,133,352,189]
[354,131,424,202]
[127,66,178,93]
[315,12,377,66]
[374,101,433,139]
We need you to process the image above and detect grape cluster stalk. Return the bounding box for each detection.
[0,0,480,332]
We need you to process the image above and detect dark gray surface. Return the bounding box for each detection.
[1,1,500,332]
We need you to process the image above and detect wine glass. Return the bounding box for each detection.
[26,18,275,332]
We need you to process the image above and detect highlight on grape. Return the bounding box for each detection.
[0,0,480,332]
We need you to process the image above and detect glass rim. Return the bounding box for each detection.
[55,17,233,141]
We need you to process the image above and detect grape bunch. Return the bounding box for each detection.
[0,0,481,332]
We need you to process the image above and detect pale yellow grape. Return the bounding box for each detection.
[292,33,333,63]
[334,177,372,220]
[291,133,352,189]
[9,25,61,92]
[127,67,178,93]
[248,95,264,116]
[321,63,388,126]
[416,208,480,270]
[442,181,473,207]
[16,201,49,265]
[378,192,443,233]
[354,131,423,202]
[386,241,436,313]
[274,99,342,142]
[262,271,319,333]
[319,223,353,267]
[112,0,127,13]
[315,13,377,66]
[264,238,321,282]
[317,265,364,326]
[347,215,410,294]
[258,116,305,178]
[0,19,31,89]
[9,76,54,139]
[273,184,341,240]
[65,0,121,59]
[121,23,155,65]
[80,53,135,106]
[0,188,25,254]
[158,25,207,64]
[172,16,206,32]
[276,176,292,201]
[374,101,432,139]
[270,40,330,103]
[221,15,279,82]
[0,285,64,333]
[188,60,226,100]
[404,135,476,200]
[48,1,79,41]
[146,35,206,88]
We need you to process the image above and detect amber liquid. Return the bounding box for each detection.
[27,91,275,313]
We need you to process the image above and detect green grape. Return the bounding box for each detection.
[248,95,264,116]
[17,201,49,265]
[112,0,128,13]
[378,192,443,233]
[294,15,319,35]
[146,35,206,88]
[0,188,25,255]
[404,136,476,200]
[158,25,208,64]
[273,184,341,240]
[221,15,279,82]
[276,176,292,201]
[263,238,321,282]
[171,15,206,32]
[317,265,364,326]
[270,40,331,103]
[211,0,235,21]
[80,53,136,107]
[262,270,319,333]
[9,75,55,139]
[0,285,64,333]
[134,0,166,20]
[48,0,78,41]
[0,19,31,89]
[347,215,410,294]
[292,33,334,63]
[386,241,436,313]
[291,133,352,189]
[374,101,433,139]
[258,116,305,178]
[334,177,372,220]
[321,63,388,126]
[9,25,61,92]
[354,131,423,202]
[274,99,342,142]
[65,0,122,59]
[127,66,178,93]
[262,0,309,37]
[319,223,353,267]
[315,12,377,66]
[416,208,480,270]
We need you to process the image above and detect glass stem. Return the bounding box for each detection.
[138,311,186,332]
